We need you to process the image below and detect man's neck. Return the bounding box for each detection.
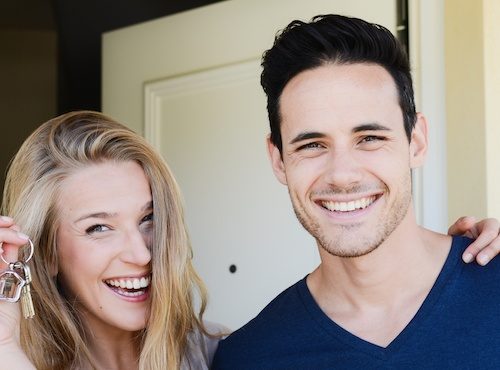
[307,208,452,346]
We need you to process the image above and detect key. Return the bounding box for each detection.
[0,263,26,302]
[20,263,35,319]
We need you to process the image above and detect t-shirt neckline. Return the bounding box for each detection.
[296,236,467,359]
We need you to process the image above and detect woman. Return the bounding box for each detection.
[0,111,223,369]
[0,111,498,369]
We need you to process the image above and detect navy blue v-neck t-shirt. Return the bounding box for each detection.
[212,237,500,369]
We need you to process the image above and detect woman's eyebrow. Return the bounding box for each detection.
[75,211,117,223]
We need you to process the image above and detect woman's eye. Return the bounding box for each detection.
[140,213,154,229]
[85,224,110,234]
[141,213,154,224]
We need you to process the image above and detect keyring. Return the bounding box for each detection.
[0,238,34,265]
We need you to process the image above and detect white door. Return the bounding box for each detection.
[103,0,396,330]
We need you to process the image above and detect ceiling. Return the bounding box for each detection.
[0,0,222,113]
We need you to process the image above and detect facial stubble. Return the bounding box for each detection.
[290,172,412,258]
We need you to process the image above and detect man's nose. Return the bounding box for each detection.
[322,148,363,189]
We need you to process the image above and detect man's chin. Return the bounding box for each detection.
[317,234,385,258]
[321,244,379,258]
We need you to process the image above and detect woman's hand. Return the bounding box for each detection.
[448,216,500,265]
[0,216,36,369]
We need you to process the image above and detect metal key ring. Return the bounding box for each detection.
[0,238,34,265]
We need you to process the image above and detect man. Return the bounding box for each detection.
[212,14,500,369]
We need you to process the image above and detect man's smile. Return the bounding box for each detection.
[319,195,378,212]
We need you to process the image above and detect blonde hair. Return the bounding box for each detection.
[1,111,208,369]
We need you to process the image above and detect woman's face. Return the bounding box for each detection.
[56,160,153,334]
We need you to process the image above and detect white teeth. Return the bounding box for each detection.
[133,279,140,289]
[322,196,376,212]
[120,290,144,297]
[104,276,151,289]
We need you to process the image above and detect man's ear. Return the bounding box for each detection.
[267,136,287,185]
[409,113,429,169]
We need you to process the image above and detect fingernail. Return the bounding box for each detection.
[0,216,13,222]
[17,232,30,240]
[463,253,473,263]
[478,255,490,266]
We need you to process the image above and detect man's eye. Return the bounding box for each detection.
[85,224,110,234]
[361,135,385,143]
[298,142,323,150]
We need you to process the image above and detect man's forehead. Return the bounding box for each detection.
[279,63,401,135]
[282,62,396,95]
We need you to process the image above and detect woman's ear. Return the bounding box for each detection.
[409,113,429,169]
[267,136,287,185]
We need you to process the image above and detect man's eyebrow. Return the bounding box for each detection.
[352,123,392,133]
[289,132,327,145]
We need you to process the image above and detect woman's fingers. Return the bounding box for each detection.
[474,236,500,265]
[459,218,500,265]
[0,216,14,227]
[0,217,30,268]
[447,216,500,265]
[447,216,478,239]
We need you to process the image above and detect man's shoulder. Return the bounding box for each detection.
[452,236,500,278]
[435,236,500,295]
[438,236,500,318]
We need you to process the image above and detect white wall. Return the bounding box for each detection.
[410,0,448,232]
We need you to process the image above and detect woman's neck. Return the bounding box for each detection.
[79,312,142,370]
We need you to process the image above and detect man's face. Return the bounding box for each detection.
[268,63,427,257]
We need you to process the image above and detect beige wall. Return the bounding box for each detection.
[484,0,500,219]
[445,0,499,221]
[0,29,57,196]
